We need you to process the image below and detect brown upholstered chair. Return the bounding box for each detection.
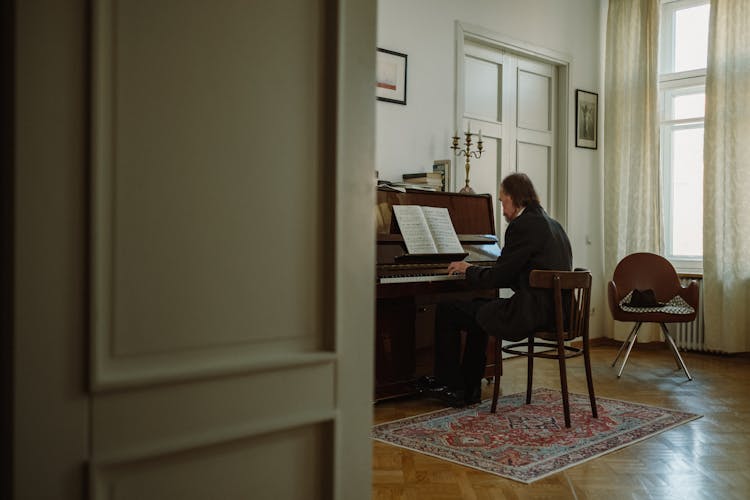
[490,270,597,428]
[607,252,699,380]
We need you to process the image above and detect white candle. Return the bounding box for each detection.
[467,121,471,134]
[478,129,482,142]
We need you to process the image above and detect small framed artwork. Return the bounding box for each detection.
[433,159,451,192]
[575,89,598,149]
[376,48,407,105]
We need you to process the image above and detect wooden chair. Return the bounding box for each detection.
[607,252,698,380]
[490,270,597,428]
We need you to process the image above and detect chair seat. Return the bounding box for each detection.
[619,291,695,315]
[611,309,698,323]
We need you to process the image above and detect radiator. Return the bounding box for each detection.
[667,276,706,351]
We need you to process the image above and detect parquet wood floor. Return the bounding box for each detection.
[373,342,750,500]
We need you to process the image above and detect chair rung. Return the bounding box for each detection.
[501,341,584,359]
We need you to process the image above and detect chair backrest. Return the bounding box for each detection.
[611,252,682,302]
[529,270,592,341]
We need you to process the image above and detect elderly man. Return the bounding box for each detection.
[419,172,572,407]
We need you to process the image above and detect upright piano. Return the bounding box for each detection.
[375,187,502,400]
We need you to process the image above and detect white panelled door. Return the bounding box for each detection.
[459,38,557,242]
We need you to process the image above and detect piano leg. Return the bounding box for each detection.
[375,298,417,400]
[375,295,501,402]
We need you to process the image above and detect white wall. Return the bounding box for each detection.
[377,0,606,336]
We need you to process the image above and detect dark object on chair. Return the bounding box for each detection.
[490,269,597,428]
[624,288,665,308]
[607,252,699,380]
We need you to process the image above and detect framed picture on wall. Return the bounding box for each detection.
[575,89,598,149]
[376,48,407,105]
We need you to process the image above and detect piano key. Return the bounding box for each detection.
[379,273,465,284]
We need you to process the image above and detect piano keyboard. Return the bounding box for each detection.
[379,273,465,284]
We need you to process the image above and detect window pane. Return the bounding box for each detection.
[675,4,709,72]
[673,92,705,120]
[671,127,704,257]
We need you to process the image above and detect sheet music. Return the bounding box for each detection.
[393,205,464,255]
[393,205,438,254]
[421,206,464,254]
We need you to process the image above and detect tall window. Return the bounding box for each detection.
[659,0,709,269]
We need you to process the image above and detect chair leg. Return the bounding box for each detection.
[611,322,640,367]
[661,324,684,370]
[583,339,598,418]
[557,334,571,428]
[491,336,502,413]
[616,322,642,378]
[660,323,693,381]
[526,334,534,405]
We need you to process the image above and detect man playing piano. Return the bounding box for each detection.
[418,172,573,407]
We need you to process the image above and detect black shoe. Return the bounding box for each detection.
[414,376,447,393]
[434,388,470,407]
[465,385,482,405]
[428,384,482,407]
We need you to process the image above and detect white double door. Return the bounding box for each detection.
[459,40,558,240]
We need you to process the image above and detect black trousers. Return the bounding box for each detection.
[434,298,492,392]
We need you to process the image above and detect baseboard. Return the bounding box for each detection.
[581,337,670,350]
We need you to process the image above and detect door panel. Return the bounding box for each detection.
[108,0,325,356]
[94,424,331,500]
[92,0,327,385]
[90,363,335,461]
[517,69,551,131]
[464,55,501,122]
[517,142,551,208]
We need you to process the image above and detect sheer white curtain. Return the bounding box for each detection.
[604,0,662,341]
[703,0,750,352]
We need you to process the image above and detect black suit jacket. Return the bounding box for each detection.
[464,201,572,341]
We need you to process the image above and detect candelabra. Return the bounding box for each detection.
[451,124,483,194]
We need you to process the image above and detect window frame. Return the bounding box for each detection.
[658,0,709,273]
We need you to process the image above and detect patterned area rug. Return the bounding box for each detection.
[372,388,701,483]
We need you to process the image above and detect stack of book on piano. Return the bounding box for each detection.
[398,172,443,191]
[377,180,407,192]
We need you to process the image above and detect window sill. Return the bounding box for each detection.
[670,258,703,276]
